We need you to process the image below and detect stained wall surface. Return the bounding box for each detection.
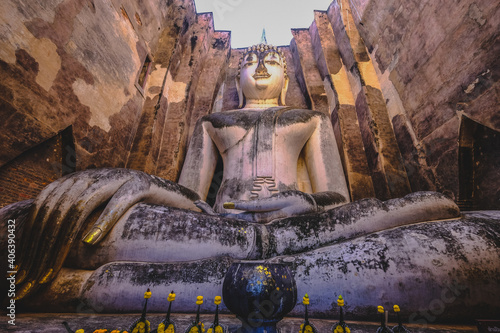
[349,0,500,204]
[0,0,498,209]
[0,0,191,205]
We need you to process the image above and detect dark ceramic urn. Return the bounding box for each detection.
[222,261,297,333]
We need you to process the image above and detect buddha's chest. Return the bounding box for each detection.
[205,110,317,157]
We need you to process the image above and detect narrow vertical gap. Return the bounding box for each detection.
[138,55,152,89]
[458,116,475,210]
[458,116,500,210]
[60,126,76,175]
[206,155,223,208]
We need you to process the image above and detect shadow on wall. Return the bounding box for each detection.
[458,116,500,210]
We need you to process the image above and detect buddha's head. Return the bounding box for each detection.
[236,43,289,108]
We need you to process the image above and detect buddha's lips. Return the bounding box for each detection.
[253,73,271,79]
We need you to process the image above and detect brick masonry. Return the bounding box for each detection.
[0,129,74,208]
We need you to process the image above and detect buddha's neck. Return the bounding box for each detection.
[243,98,280,109]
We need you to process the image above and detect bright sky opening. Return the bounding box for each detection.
[194,0,334,48]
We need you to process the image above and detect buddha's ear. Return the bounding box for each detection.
[279,76,289,106]
[236,77,244,108]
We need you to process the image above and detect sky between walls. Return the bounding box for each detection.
[194,0,334,48]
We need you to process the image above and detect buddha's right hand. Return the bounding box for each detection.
[222,190,346,223]
[15,168,200,299]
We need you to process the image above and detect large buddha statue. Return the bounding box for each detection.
[2,44,499,320]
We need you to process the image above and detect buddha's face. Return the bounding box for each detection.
[239,50,286,101]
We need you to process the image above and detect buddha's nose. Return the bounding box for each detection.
[254,59,269,76]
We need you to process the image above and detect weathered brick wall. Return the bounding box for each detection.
[0,129,74,208]
[0,0,188,172]
[349,0,500,201]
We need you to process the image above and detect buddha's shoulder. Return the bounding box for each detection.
[199,110,260,129]
[282,108,325,117]
[278,108,327,124]
[198,108,327,128]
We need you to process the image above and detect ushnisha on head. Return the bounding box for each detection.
[236,43,289,109]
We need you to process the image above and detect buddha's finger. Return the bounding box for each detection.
[30,174,70,215]
[15,177,62,276]
[17,175,69,259]
[29,170,99,236]
[83,174,201,245]
[16,176,79,284]
[223,197,288,212]
[82,173,152,245]
[26,174,116,287]
[225,210,287,223]
[195,200,217,215]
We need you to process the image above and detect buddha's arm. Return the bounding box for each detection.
[303,112,350,208]
[178,117,218,200]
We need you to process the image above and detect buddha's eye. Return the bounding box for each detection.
[265,60,279,66]
[243,55,257,66]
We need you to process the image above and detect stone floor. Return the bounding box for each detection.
[2,313,478,333]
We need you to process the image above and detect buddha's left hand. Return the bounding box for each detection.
[222,190,346,223]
